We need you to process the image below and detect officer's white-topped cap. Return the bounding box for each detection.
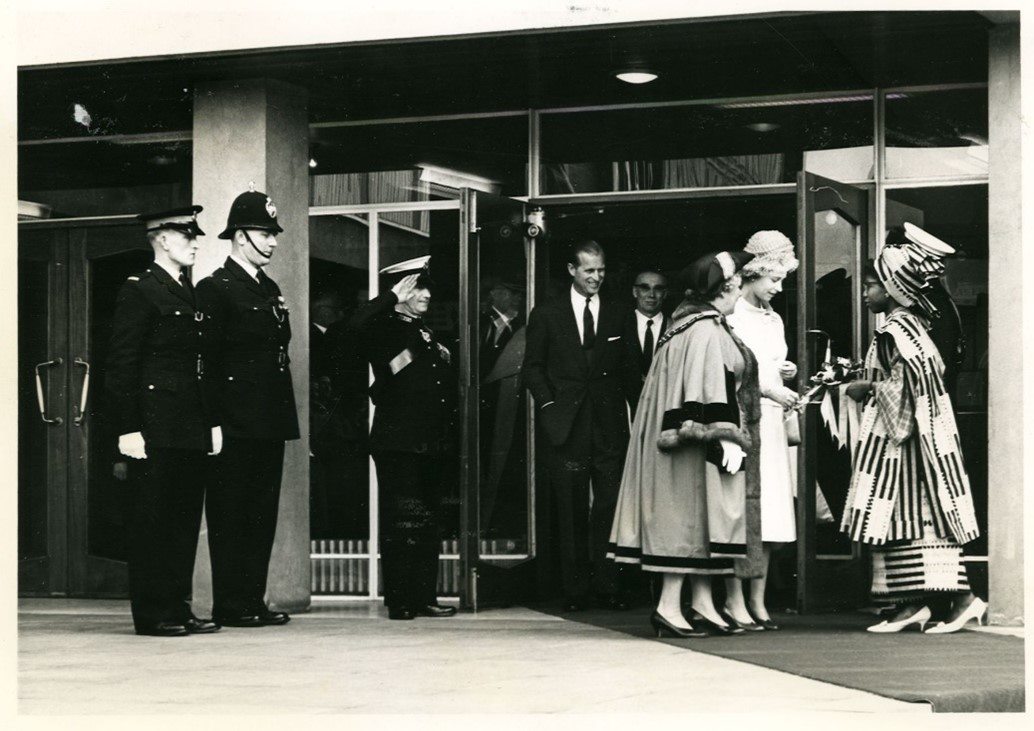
[379,255,430,275]
[139,205,205,236]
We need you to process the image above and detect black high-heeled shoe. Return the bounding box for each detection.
[718,607,764,632]
[689,610,745,636]
[746,607,780,631]
[649,611,707,639]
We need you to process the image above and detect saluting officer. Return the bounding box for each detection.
[106,205,222,637]
[345,257,458,620]
[196,189,299,627]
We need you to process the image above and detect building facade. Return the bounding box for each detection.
[16,10,1023,623]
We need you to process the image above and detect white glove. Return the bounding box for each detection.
[208,426,223,456]
[118,431,147,460]
[719,439,745,474]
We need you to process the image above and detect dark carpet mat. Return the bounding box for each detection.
[535,605,1024,712]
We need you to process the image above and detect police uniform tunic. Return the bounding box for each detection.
[347,291,456,610]
[106,264,216,631]
[196,256,299,619]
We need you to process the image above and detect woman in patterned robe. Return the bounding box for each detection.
[608,251,764,638]
[843,225,983,634]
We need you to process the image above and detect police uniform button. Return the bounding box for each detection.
[148,384,155,390]
[175,310,181,316]
[228,376,234,381]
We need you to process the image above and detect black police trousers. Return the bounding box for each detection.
[373,451,445,610]
[207,437,285,617]
[128,446,210,631]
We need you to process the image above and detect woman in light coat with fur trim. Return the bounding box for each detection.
[608,250,764,638]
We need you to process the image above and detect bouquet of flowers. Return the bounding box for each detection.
[790,356,864,450]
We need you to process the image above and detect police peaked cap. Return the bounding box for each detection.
[218,190,285,239]
[139,205,205,237]
[680,250,754,294]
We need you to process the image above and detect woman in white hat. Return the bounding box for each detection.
[724,230,800,631]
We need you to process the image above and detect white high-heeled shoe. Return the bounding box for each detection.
[866,605,932,633]
[924,597,988,634]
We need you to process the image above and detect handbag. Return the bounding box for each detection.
[784,410,802,447]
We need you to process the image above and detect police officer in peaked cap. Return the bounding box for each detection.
[106,205,222,637]
[343,256,458,620]
[196,188,299,627]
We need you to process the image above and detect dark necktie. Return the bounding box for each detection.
[257,269,274,295]
[642,318,655,375]
[582,296,595,349]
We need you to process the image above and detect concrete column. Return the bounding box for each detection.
[191,79,311,614]
[987,23,1023,626]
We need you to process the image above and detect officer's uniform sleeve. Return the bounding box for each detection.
[106,280,151,436]
[195,276,227,425]
[345,291,399,333]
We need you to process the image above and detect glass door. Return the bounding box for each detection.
[795,172,872,612]
[18,221,150,597]
[458,189,537,610]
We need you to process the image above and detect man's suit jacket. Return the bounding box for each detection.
[523,294,638,448]
[623,310,669,415]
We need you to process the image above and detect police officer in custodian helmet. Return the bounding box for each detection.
[196,189,299,627]
[106,206,222,637]
[344,257,458,620]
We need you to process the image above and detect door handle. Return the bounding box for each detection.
[73,358,90,426]
[34,358,63,425]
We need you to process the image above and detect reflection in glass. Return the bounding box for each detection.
[811,209,859,556]
[885,88,989,179]
[309,215,371,594]
[540,96,874,194]
[309,116,529,205]
[476,202,531,561]
[87,248,154,562]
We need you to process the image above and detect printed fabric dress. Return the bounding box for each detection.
[607,301,764,578]
[727,297,797,543]
[841,308,980,600]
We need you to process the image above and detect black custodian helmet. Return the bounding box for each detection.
[218,189,285,240]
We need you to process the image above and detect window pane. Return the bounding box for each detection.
[19,140,192,217]
[540,96,874,194]
[885,88,989,179]
[309,116,528,206]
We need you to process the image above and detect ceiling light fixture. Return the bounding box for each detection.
[615,70,658,85]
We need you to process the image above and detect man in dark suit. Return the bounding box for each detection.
[523,240,638,611]
[196,189,299,628]
[346,260,458,620]
[107,205,221,637]
[624,269,669,415]
[479,278,525,379]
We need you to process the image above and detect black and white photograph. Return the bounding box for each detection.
[5,0,1029,720]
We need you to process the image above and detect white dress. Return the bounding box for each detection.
[727,298,797,542]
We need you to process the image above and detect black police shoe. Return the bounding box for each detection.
[388,606,416,620]
[255,607,291,625]
[214,613,264,628]
[136,621,189,637]
[415,604,457,618]
[183,616,221,634]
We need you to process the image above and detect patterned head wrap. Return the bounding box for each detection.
[875,222,955,318]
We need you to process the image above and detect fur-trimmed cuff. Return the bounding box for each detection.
[677,420,752,450]
[657,429,680,452]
